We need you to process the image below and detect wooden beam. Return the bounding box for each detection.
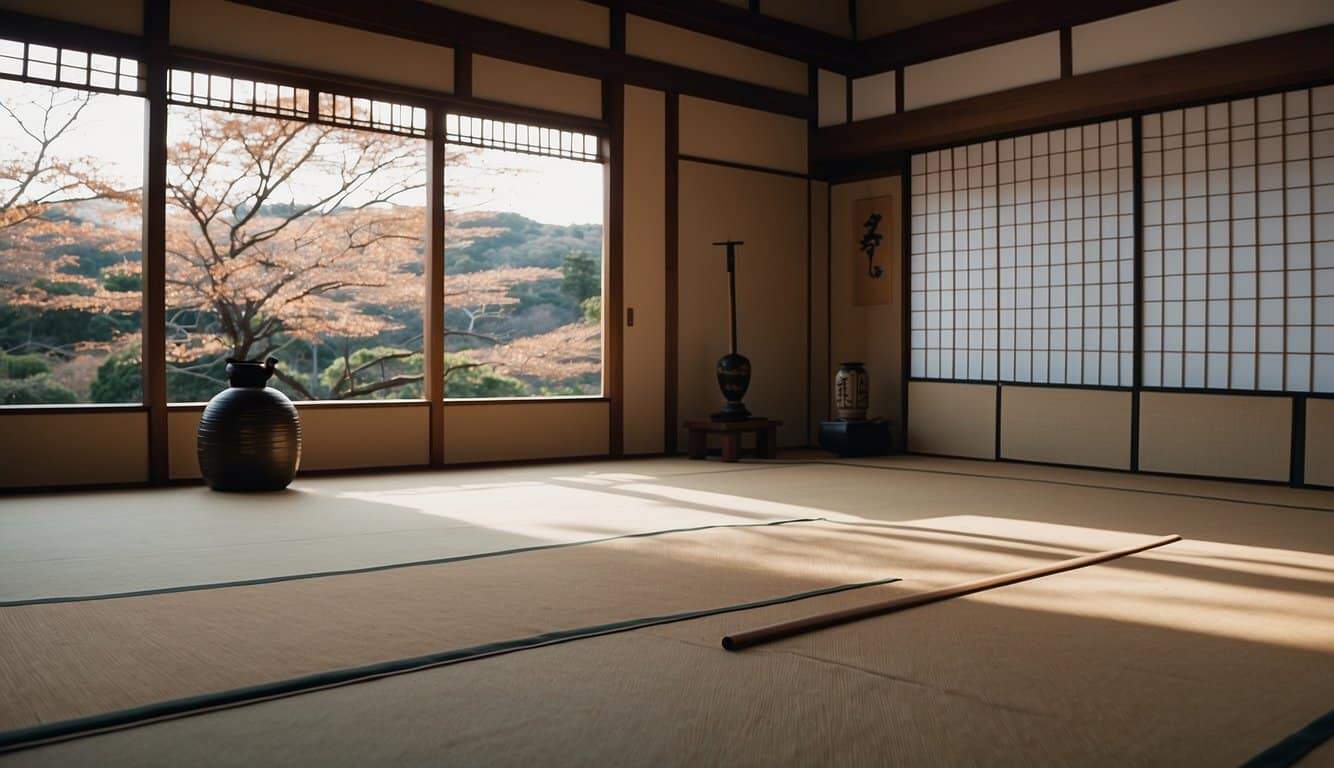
[229,0,812,118]
[604,71,625,457]
[0,8,143,57]
[587,0,855,73]
[1059,27,1073,79]
[453,48,472,99]
[806,65,816,446]
[169,46,607,134]
[425,108,446,467]
[845,75,853,124]
[817,24,1334,171]
[664,92,679,455]
[854,0,1175,76]
[142,0,169,484]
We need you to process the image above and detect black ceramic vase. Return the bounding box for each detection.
[713,352,752,421]
[197,357,301,492]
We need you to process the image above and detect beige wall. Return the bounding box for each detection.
[442,400,609,464]
[0,0,141,33]
[677,161,808,448]
[1306,399,1334,488]
[852,70,896,122]
[906,381,996,459]
[170,0,453,93]
[0,411,148,488]
[830,175,903,446]
[1073,0,1334,75]
[817,69,848,128]
[168,405,430,479]
[904,32,1060,111]
[678,96,807,175]
[168,410,201,480]
[809,180,831,445]
[300,405,425,471]
[623,85,667,455]
[1139,392,1292,482]
[472,55,602,119]
[422,0,609,47]
[626,15,807,96]
[1000,386,1132,470]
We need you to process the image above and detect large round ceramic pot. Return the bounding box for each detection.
[198,357,301,491]
[834,361,869,421]
[713,351,752,421]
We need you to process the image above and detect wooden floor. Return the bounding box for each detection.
[1,454,1332,766]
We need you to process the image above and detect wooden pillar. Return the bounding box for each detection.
[664,92,679,454]
[142,0,170,484]
[425,108,446,467]
[605,7,626,457]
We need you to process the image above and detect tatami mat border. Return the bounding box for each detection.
[1240,709,1334,768]
[740,459,1334,514]
[0,575,900,754]
[0,517,823,607]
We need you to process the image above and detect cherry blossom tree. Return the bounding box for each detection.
[0,88,141,341]
[2,87,601,403]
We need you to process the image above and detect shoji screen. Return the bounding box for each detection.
[910,142,996,380]
[1142,86,1334,392]
[910,118,1135,385]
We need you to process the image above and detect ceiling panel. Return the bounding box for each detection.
[760,0,854,38]
[855,0,1006,39]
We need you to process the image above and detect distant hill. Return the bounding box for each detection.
[447,210,604,274]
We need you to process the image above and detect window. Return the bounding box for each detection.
[443,123,604,398]
[0,40,144,404]
[164,71,428,402]
[910,118,1135,385]
[910,141,997,381]
[1142,86,1334,392]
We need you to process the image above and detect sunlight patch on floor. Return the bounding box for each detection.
[613,482,831,520]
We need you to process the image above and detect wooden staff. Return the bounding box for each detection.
[721,533,1182,651]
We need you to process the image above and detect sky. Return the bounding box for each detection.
[449,148,604,227]
[0,80,604,227]
[0,82,144,187]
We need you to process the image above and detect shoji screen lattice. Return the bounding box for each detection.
[1141,86,1334,392]
[910,118,1135,385]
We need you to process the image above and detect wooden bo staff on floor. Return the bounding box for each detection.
[722,534,1183,651]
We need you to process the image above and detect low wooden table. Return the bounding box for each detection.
[685,418,782,462]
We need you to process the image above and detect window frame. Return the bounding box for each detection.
[0,15,612,413]
[439,135,608,402]
[0,33,148,408]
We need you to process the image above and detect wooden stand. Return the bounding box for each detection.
[819,419,893,457]
[685,419,781,462]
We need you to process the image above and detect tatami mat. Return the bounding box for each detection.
[5,455,1331,602]
[2,456,1331,766]
[0,460,794,601]
[0,519,911,743]
[5,537,1328,767]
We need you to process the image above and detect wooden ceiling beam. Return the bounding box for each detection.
[853,0,1175,77]
[816,24,1334,175]
[586,0,857,73]
[229,0,812,118]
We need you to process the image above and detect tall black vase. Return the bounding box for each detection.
[712,352,752,421]
[197,357,301,491]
